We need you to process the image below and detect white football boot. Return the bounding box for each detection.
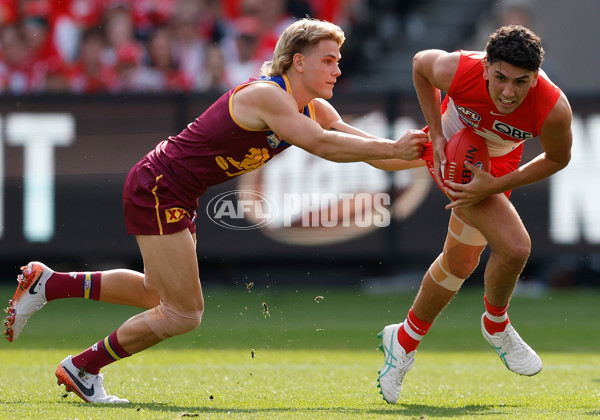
[481,314,542,376]
[56,355,129,404]
[4,262,53,341]
[376,323,416,404]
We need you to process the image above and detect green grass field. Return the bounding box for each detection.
[1,283,599,419]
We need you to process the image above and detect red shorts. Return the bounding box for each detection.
[123,157,197,235]
[421,141,523,199]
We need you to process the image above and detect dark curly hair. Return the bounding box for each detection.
[486,25,544,71]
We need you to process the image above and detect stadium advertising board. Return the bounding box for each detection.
[0,95,597,274]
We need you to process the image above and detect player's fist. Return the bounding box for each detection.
[394,129,429,160]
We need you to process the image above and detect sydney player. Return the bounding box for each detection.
[373,25,573,403]
[4,18,428,403]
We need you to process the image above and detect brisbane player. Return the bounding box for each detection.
[3,18,428,404]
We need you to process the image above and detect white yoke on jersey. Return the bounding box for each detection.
[441,98,527,158]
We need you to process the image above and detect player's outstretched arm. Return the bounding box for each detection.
[313,99,425,171]
[312,98,428,169]
[237,83,429,162]
[367,159,427,171]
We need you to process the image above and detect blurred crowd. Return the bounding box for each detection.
[0,0,361,95]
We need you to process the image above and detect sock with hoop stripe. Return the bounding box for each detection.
[483,295,510,335]
[45,271,102,302]
[397,308,432,353]
[71,330,131,375]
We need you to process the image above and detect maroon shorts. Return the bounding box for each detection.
[123,157,197,235]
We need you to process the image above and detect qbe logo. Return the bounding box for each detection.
[206,190,278,230]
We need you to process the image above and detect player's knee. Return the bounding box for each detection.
[428,254,467,292]
[502,242,531,269]
[495,231,530,269]
[444,254,479,279]
[162,301,203,336]
[144,301,204,340]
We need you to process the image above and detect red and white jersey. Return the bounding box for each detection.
[441,50,562,158]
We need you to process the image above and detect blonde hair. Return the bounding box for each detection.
[260,18,345,77]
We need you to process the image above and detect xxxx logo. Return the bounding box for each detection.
[165,207,190,223]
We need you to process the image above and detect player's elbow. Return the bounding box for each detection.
[560,152,571,169]
[412,49,436,71]
[552,151,571,172]
[412,52,424,75]
[413,50,427,64]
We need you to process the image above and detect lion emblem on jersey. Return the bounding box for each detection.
[215,147,271,177]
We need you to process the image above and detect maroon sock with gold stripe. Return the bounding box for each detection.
[71,330,131,375]
[45,271,102,302]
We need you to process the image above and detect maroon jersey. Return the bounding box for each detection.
[146,75,316,199]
